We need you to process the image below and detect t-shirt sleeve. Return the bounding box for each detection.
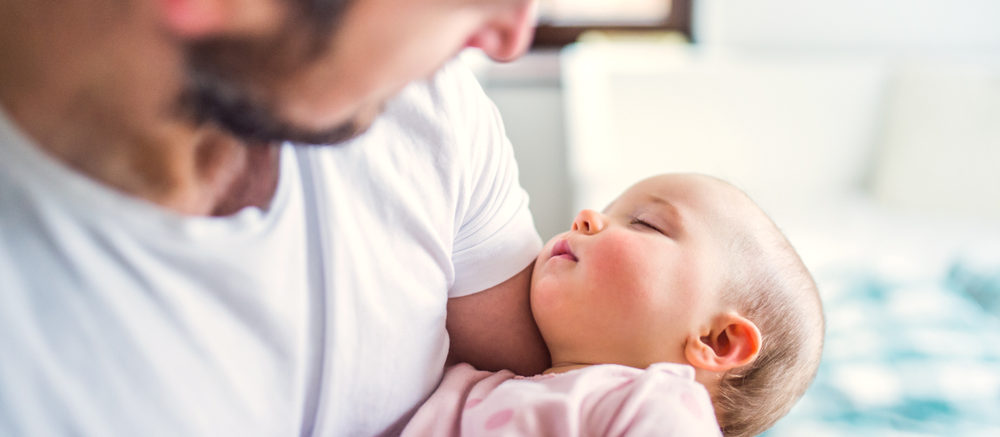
[442,60,543,298]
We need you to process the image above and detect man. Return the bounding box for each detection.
[0,0,547,435]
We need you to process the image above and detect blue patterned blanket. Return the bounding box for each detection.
[764,257,1000,437]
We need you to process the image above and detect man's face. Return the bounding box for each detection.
[180,0,538,145]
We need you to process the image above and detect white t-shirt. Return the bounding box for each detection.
[0,60,541,436]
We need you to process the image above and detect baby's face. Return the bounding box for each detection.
[530,174,752,369]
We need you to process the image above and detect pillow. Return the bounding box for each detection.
[870,60,1000,220]
[561,43,887,221]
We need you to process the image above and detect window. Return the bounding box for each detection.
[532,0,691,47]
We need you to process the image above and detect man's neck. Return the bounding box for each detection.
[0,1,280,216]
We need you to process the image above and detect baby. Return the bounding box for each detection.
[404,174,825,437]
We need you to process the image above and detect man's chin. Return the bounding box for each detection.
[288,104,383,146]
[210,109,374,147]
[272,118,370,146]
[231,99,385,146]
[179,72,379,146]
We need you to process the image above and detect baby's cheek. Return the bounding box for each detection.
[530,275,562,310]
[587,236,660,298]
[530,276,575,326]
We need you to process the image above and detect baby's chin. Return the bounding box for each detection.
[530,253,551,285]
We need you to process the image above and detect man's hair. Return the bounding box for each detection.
[712,201,825,437]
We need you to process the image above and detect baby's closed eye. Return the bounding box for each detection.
[630,216,667,236]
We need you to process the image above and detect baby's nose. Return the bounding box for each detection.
[571,209,606,234]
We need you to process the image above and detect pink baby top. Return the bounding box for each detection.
[402,362,723,436]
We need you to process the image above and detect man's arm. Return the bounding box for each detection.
[446,263,550,376]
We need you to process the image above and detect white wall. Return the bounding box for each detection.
[694,0,1000,54]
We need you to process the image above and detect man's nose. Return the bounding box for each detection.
[465,0,538,62]
[571,209,606,235]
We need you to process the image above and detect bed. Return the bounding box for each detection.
[767,202,1000,436]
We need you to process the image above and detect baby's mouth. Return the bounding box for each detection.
[551,240,578,262]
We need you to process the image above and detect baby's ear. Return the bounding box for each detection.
[684,313,761,372]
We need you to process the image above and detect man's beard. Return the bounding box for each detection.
[178,64,366,146]
[176,21,368,147]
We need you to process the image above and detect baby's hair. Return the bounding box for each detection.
[712,193,825,437]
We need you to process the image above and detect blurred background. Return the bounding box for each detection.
[466,1,1000,435]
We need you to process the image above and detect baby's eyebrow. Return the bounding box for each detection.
[645,195,683,231]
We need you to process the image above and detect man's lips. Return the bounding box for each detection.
[551,239,577,262]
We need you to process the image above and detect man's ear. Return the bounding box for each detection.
[159,0,282,39]
[684,313,761,372]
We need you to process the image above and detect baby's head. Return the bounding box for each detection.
[530,173,824,437]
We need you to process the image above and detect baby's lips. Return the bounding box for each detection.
[551,239,578,262]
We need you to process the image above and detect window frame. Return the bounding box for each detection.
[530,0,692,48]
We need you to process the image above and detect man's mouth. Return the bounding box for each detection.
[551,240,578,262]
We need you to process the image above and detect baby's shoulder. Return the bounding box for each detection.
[583,363,722,436]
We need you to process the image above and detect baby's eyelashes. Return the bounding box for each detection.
[629,217,666,236]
